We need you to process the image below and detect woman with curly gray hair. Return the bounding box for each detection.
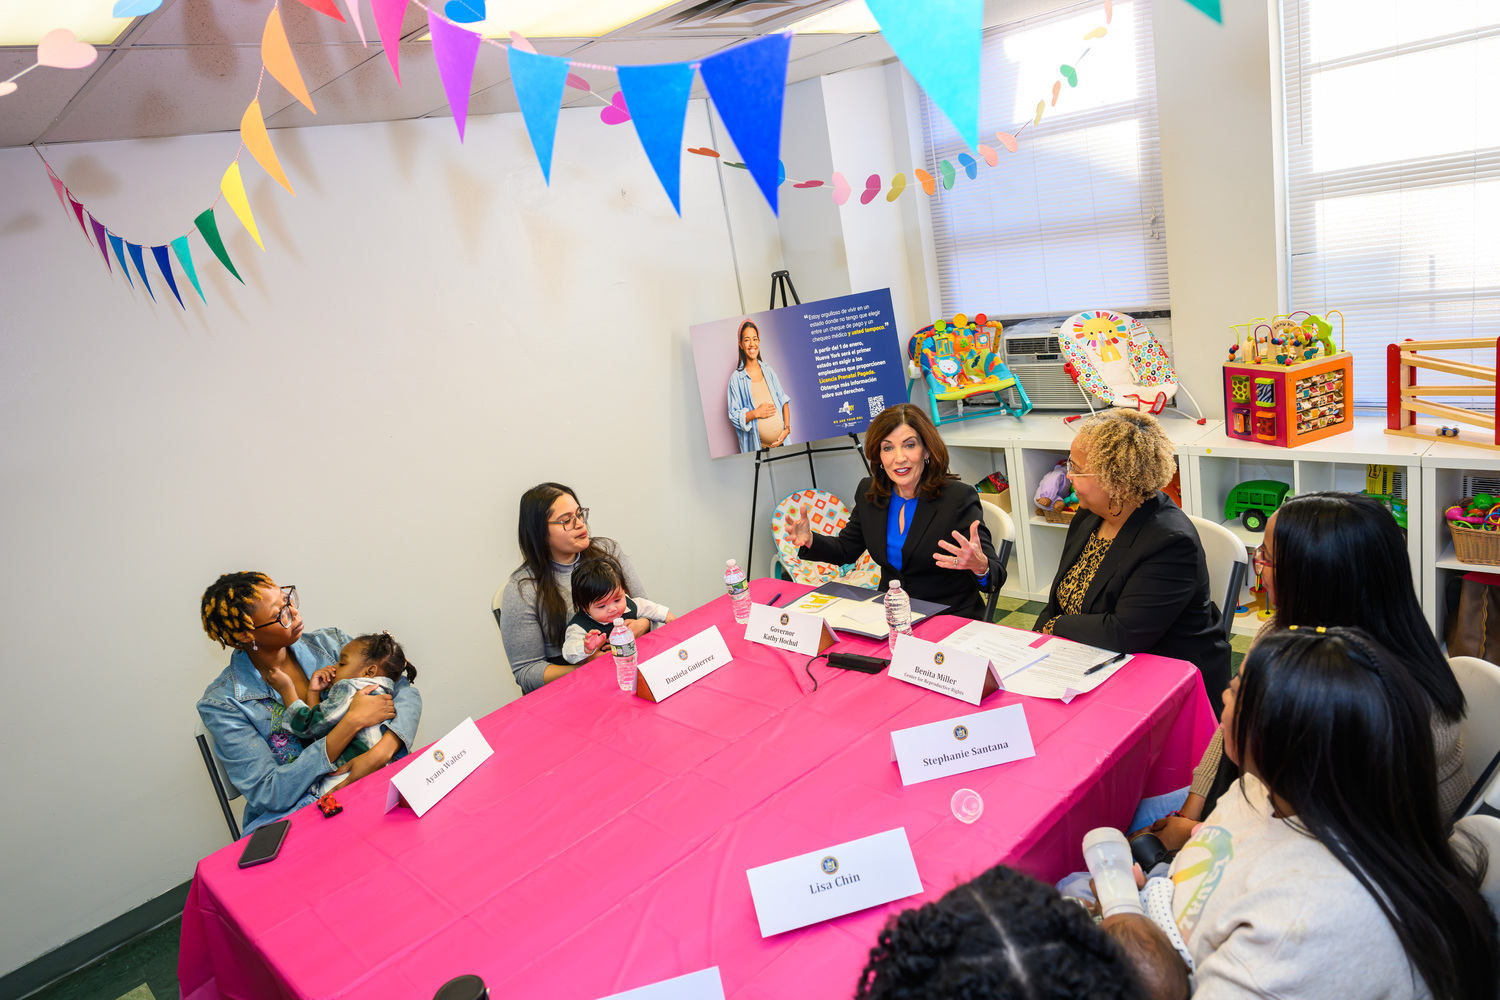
[1035,410,1230,713]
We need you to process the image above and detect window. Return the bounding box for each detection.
[919,0,1168,319]
[1284,0,1500,405]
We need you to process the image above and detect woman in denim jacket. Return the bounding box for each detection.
[197,572,422,834]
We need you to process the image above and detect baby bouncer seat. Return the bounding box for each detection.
[770,489,881,587]
[1058,310,1206,421]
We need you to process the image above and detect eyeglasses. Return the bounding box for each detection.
[548,507,590,530]
[1065,459,1096,478]
[251,586,299,630]
[1252,544,1270,570]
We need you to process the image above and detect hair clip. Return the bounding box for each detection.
[1316,626,1326,633]
[1287,624,1297,630]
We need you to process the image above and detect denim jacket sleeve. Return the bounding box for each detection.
[198,690,334,822]
[386,678,421,752]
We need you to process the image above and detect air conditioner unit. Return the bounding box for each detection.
[1001,321,1092,410]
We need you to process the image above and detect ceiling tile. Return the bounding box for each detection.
[784,33,892,84]
[0,53,98,148]
[44,43,377,143]
[788,32,855,60]
[133,0,422,47]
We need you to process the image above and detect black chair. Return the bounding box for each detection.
[195,721,242,841]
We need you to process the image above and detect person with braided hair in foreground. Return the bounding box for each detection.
[197,573,422,834]
[855,863,1150,1000]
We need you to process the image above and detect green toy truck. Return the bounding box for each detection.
[1224,479,1291,532]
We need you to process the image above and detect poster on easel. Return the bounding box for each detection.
[690,288,909,459]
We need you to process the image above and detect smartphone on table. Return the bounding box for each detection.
[237,819,291,869]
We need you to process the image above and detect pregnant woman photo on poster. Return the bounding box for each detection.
[727,319,792,453]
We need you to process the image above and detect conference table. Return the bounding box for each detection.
[179,577,1217,1000]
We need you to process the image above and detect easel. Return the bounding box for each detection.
[746,271,872,575]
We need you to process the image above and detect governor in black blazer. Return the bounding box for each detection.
[793,404,1004,620]
[1035,410,1231,713]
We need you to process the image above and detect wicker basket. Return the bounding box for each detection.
[1036,502,1077,525]
[1449,523,1500,566]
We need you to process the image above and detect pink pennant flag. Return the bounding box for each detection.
[88,214,111,271]
[66,194,90,240]
[45,164,69,214]
[371,0,408,83]
[428,12,481,141]
[342,0,368,45]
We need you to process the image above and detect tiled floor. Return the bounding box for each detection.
[23,919,179,1000]
[25,602,1238,1000]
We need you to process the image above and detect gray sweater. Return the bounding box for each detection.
[498,540,646,694]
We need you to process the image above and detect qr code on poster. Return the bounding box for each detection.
[867,395,885,417]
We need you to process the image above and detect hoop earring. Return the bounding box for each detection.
[1107,496,1123,517]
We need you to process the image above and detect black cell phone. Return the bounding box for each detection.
[238,819,290,868]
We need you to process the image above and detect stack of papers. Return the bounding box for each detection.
[782,582,942,640]
[941,621,1132,700]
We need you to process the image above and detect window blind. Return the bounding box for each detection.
[919,0,1169,320]
[1284,0,1500,405]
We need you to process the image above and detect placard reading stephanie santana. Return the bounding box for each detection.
[889,703,1036,786]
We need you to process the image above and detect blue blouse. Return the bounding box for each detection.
[885,495,988,587]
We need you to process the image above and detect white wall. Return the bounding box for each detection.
[0,100,781,975]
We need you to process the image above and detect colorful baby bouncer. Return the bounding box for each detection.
[1058,309,1207,422]
[770,489,882,586]
[906,312,1033,427]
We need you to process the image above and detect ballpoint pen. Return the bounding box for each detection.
[1084,651,1128,676]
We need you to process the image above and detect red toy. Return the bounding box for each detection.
[317,793,343,817]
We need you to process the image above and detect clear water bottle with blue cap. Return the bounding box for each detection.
[610,617,637,692]
[725,558,751,624]
[885,579,913,653]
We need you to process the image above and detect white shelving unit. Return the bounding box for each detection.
[1179,417,1427,636]
[1420,440,1500,635]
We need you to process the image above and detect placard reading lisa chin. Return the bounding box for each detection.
[744,828,923,937]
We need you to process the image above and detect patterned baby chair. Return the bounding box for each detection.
[907,313,1033,427]
[1058,310,1206,421]
[770,489,882,587]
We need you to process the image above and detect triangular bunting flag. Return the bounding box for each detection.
[220,162,265,251]
[66,195,91,240]
[194,208,244,283]
[507,46,570,183]
[617,61,695,214]
[108,233,133,286]
[126,242,155,300]
[429,12,481,142]
[293,0,345,21]
[866,0,981,150]
[698,34,791,213]
[262,7,316,114]
[1183,0,1222,21]
[88,215,112,272]
[342,0,367,46]
[151,244,186,308]
[241,99,295,194]
[45,165,68,214]
[372,0,408,83]
[170,236,206,303]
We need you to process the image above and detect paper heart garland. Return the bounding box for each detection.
[792,180,824,188]
[600,91,630,125]
[1051,81,1061,106]
[1061,64,1078,86]
[37,29,98,70]
[565,73,591,91]
[831,172,852,206]
[859,174,881,205]
[0,82,16,97]
[687,147,720,157]
[995,131,1018,153]
[885,173,907,202]
[915,168,936,195]
[978,144,998,167]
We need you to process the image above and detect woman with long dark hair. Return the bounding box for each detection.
[726,319,791,453]
[1163,492,1468,839]
[497,483,652,693]
[1172,627,1498,999]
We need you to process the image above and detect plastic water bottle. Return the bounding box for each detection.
[610,617,637,692]
[885,579,913,653]
[1082,828,1144,917]
[725,558,752,624]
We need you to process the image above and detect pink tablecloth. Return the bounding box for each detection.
[180,578,1216,1000]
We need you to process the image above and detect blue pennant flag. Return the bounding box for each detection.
[151,244,186,309]
[699,34,791,214]
[126,242,154,301]
[107,232,133,288]
[1184,0,1222,21]
[617,61,696,214]
[867,0,981,150]
[507,46,570,184]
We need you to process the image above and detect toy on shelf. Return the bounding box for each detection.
[1224,310,1352,447]
[1223,479,1290,533]
[907,312,1033,426]
[1057,310,1207,422]
[1386,335,1500,450]
[1446,495,1500,566]
[1033,459,1079,523]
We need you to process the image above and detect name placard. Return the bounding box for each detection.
[744,602,835,657]
[385,717,493,817]
[745,827,923,937]
[889,703,1036,786]
[635,626,732,703]
[595,967,725,1000]
[887,632,1000,705]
